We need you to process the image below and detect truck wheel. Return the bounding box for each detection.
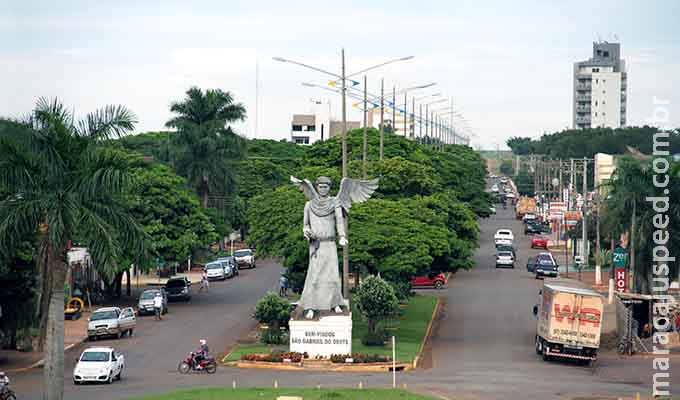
[535,336,542,355]
[542,347,551,362]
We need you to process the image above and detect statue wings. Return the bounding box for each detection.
[337,177,379,212]
[290,176,318,200]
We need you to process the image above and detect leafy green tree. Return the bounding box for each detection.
[601,156,680,293]
[0,99,147,400]
[355,275,398,342]
[253,292,291,344]
[506,137,533,155]
[165,87,247,208]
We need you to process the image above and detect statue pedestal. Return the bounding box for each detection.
[289,313,352,358]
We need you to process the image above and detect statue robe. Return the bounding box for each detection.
[299,196,346,311]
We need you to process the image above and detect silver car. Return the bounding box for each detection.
[87,307,136,340]
[137,289,167,316]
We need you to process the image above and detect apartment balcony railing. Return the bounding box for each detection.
[575,94,592,102]
[575,83,592,91]
[575,105,591,112]
[575,116,591,124]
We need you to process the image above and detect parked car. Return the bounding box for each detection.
[234,248,256,269]
[217,256,238,277]
[495,250,515,268]
[165,277,191,301]
[491,184,499,193]
[533,252,559,279]
[494,229,514,246]
[411,272,447,289]
[522,213,537,223]
[531,235,549,249]
[73,347,124,385]
[489,206,496,214]
[137,288,167,316]
[204,261,227,281]
[87,307,136,341]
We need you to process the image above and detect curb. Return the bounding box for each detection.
[412,297,442,369]
[6,338,86,373]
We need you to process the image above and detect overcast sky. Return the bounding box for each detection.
[1,0,678,149]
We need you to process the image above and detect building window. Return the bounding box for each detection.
[292,136,310,145]
[595,112,598,116]
[593,68,600,72]
[307,125,316,132]
[603,79,606,83]
[595,100,598,106]
[595,79,598,84]
[292,125,303,131]
[603,51,609,57]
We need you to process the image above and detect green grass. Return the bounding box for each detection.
[351,295,438,363]
[224,295,438,364]
[129,388,435,400]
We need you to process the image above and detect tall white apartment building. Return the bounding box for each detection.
[572,41,627,129]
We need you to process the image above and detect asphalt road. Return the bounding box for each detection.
[12,259,283,400]
[11,210,677,399]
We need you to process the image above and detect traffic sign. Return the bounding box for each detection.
[612,247,628,268]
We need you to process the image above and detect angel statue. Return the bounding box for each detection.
[291,175,379,319]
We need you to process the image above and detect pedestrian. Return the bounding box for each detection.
[674,311,680,334]
[279,275,288,297]
[0,371,9,394]
[200,270,209,293]
[153,291,163,320]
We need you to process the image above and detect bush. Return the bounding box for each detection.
[361,329,386,347]
[387,279,412,302]
[355,276,398,336]
[253,292,291,344]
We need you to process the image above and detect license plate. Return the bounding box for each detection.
[85,376,95,379]
[564,344,582,349]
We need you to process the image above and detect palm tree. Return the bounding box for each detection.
[603,156,680,293]
[0,98,147,400]
[165,87,247,208]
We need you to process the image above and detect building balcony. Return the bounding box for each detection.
[575,105,591,112]
[575,94,592,102]
[575,82,592,90]
[575,116,591,124]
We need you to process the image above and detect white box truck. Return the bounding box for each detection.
[532,278,603,365]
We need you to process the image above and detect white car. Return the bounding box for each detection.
[73,347,124,385]
[234,248,256,269]
[87,307,136,340]
[489,206,496,214]
[204,261,227,281]
[495,250,515,268]
[494,229,514,246]
[491,185,499,193]
[506,193,516,200]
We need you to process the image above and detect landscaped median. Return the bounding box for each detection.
[223,295,439,371]
[128,388,436,400]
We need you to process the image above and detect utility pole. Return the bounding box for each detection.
[581,158,588,277]
[341,48,349,299]
[570,158,575,210]
[392,86,396,137]
[362,75,368,179]
[559,159,563,202]
[412,96,416,140]
[425,104,429,144]
[403,91,408,139]
[419,104,422,143]
[379,79,384,160]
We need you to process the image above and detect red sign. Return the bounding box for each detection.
[615,268,627,293]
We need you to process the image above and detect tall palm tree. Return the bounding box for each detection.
[0,98,147,400]
[165,87,247,208]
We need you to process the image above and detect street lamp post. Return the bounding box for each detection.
[380,79,385,160]
[362,75,368,179]
[274,50,414,300]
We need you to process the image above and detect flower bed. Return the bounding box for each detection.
[329,353,391,364]
[240,352,306,363]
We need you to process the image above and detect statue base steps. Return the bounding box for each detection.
[289,313,352,358]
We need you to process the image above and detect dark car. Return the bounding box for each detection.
[525,221,551,235]
[165,277,191,301]
[532,253,559,279]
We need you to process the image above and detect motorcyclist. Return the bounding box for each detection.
[0,371,9,394]
[193,339,210,369]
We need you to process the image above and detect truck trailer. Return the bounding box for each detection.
[532,278,603,365]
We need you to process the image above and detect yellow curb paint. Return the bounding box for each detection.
[413,298,441,369]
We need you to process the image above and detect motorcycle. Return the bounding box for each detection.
[0,387,16,400]
[177,352,217,374]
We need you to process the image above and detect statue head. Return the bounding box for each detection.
[315,176,332,197]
